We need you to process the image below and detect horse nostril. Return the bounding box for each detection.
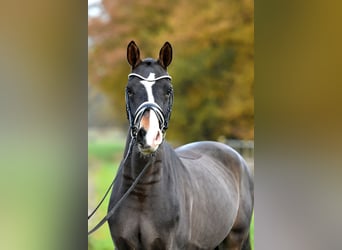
[136,128,146,145]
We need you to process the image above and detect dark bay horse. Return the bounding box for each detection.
[108,41,254,250]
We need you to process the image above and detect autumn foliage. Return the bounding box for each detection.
[89,0,254,143]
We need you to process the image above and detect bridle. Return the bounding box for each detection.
[126,73,173,138]
[88,72,173,235]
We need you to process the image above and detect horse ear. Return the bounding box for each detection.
[158,42,172,69]
[127,40,141,69]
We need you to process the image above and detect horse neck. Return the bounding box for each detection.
[122,136,163,182]
[121,137,188,209]
[122,137,183,187]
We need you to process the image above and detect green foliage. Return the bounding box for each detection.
[89,0,254,143]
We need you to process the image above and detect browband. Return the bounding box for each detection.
[128,73,172,82]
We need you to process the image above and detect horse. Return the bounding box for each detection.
[107,41,254,250]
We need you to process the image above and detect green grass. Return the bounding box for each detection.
[88,141,254,249]
[88,141,124,250]
[88,141,125,161]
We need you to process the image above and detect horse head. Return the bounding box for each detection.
[125,41,173,155]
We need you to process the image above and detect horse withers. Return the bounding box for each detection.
[108,41,254,250]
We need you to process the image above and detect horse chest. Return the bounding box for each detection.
[111,193,180,249]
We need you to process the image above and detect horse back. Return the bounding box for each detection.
[176,141,253,206]
[175,141,251,183]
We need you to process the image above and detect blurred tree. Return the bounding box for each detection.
[89,0,254,143]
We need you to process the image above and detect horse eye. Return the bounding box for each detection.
[165,87,173,97]
[126,88,134,97]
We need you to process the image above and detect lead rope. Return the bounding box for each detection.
[88,138,154,235]
[88,138,134,220]
[87,180,113,220]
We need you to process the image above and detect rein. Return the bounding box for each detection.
[87,138,134,220]
[88,138,154,235]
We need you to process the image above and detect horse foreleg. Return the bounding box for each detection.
[217,229,250,250]
[115,237,135,250]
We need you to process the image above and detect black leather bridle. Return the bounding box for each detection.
[125,73,173,138]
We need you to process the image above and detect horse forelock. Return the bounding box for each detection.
[133,58,167,78]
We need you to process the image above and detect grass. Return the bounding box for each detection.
[88,141,125,161]
[88,141,254,249]
[88,141,124,250]
[250,212,254,250]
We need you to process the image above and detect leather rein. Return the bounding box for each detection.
[88,138,154,235]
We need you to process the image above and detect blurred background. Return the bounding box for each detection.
[2,1,341,250]
[88,0,254,249]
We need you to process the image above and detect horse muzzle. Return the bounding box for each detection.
[136,109,163,154]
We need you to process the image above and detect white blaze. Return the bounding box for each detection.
[139,73,163,151]
[140,73,156,102]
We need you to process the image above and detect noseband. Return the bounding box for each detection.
[126,73,173,138]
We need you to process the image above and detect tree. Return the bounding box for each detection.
[89,0,254,143]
